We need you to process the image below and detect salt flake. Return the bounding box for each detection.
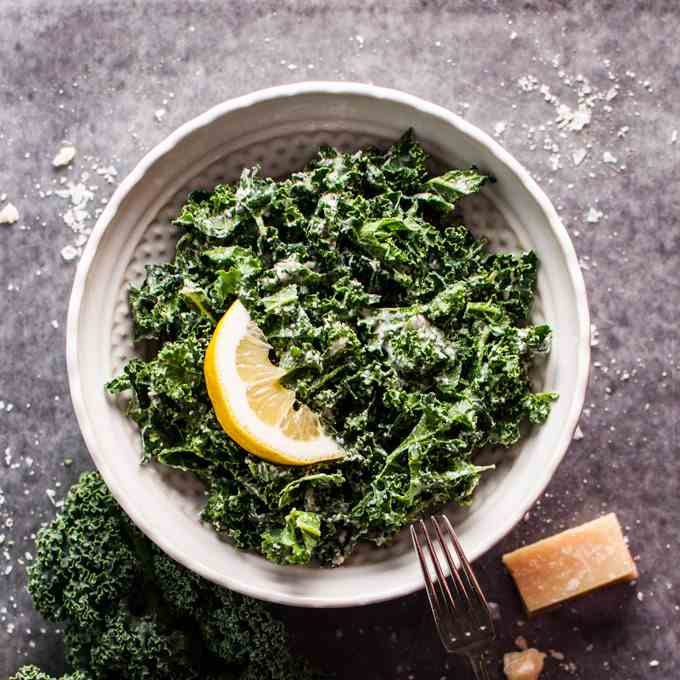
[590,323,599,347]
[53,181,94,251]
[585,207,603,224]
[557,103,591,131]
[605,87,618,101]
[517,75,539,93]
[95,165,118,183]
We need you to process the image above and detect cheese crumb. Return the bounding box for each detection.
[52,145,77,168]
[154,108,167,123]
[585,207,603,224]
[60,245,79,262]
[0,203,19,225]
[571,148,587,166]
[503,648,546,680]
[602,151,618,164]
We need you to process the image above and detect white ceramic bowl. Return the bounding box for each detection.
[67,83,590,607]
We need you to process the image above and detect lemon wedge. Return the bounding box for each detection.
[204,300,344,466]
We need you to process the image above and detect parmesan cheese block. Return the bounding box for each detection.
[502,513,638,614]
[503,648,546,680]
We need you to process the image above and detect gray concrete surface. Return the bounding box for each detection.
[1,1,679,678]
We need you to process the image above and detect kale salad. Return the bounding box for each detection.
[108,131,556,567]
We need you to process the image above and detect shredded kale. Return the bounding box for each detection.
[11,472,323,680]
[108,131,556,566]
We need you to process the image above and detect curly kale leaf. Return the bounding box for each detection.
[25,472,324,680]
[109,130,556,567]
[10,667,92,680]
[422,168,489,206]
[261,509,322,565]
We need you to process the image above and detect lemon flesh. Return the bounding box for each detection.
[204,300,344,466]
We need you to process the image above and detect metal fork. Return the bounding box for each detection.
[411,516,495,679]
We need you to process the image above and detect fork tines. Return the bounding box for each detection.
[410,515,494,651]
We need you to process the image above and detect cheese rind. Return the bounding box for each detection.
[502,513,638,614]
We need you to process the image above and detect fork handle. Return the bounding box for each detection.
[467,653,491,680]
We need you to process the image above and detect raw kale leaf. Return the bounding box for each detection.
[9,668,92,680]
[16,472,323,680]
[108,131,556,567]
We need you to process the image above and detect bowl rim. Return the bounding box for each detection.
[67,81,590,607]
